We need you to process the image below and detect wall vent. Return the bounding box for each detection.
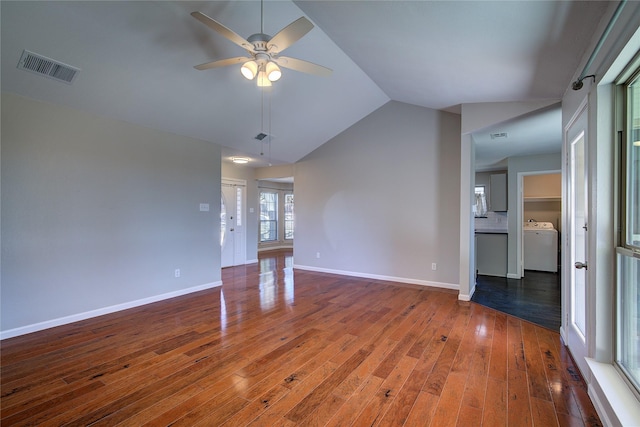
[17,50,80,84]
[490,132,508,140]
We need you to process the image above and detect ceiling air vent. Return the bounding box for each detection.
[255,133,268,141]
[490,132,508,140]
[17,50,80,84]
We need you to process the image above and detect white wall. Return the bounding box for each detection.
[1,93,222,336]
[294,101,461,288]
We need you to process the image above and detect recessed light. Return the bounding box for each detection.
[231,157,250,164]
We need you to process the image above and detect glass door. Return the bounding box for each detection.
[566,103,589,376]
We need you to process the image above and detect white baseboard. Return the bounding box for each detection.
[459,282,476,301]
[293,264,459,291]
[0,281,222,340]
[507,273,521,279]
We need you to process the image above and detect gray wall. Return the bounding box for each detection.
[294,101,461,288]
[1,93,222,334]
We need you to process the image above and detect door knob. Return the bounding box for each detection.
[574,261,587,270]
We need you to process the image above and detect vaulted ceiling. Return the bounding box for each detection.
[1,1,609,169]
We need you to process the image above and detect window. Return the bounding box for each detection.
[284,193,294,240]
[474,186,487,217]
[260,191,277,242]
[617,67,640,393]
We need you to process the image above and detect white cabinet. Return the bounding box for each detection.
[490,173,508,211]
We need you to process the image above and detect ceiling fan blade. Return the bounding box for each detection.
[267,17,314,54]
[191,11,254,52]
[274,56,332,77]
[194,56,251,71]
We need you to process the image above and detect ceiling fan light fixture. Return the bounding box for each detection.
[256,70,272,87]
[241,60,258,80]
[265,61,281,82]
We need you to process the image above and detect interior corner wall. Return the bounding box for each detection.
[294,100,461,288]
[1,93,222,335]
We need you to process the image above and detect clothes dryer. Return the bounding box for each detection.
[523,222,558,272]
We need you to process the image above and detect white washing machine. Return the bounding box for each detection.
[523,222,558,272]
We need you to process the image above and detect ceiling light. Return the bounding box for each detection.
[231,157,250,164]
[241,61,257,80]
[265,61,281,82]
[634,140,640,147]
[256,70,272,87]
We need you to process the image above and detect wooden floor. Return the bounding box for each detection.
[472,271,561,331]
[1,251,601,426]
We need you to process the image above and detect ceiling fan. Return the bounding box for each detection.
[191,2,332,87]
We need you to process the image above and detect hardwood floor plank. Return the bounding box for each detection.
[284,348,371,423]
[403,390,439,426]
[488,311,509,381]
[325,375,384,427]
[483,377,507,426]
[0,250,601,426]
[507,317,527,371]
[350,355,418,426]
[429,371,468,427]
[507,366,533,426]
[531,396,560,427]
[521,321,552,402]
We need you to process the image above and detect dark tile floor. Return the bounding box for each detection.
[471,270,561,331]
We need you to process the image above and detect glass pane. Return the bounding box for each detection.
[220,196,226,247]
[285,193,294,240]
[260,191,277,242]
[627,77,640,248]
[236,187,242,227]
[571,132,587,336]
[617,251,640,392]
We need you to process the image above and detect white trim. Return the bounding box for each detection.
[507,273,521,279]
[293,264,459,291]
[221,177,247,186]
[245,258,259,264]
[586,358,640,427]
[0,281,222,340]
[258,245,293,252]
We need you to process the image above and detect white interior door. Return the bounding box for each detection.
[566,104,589,376]
[221,179,246,268]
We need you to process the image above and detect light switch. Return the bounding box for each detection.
[199,203,209,212]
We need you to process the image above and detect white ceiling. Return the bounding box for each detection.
[1,1,609,169]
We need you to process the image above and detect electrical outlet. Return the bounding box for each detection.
[175,269,181,278]
[431,263,437,271]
